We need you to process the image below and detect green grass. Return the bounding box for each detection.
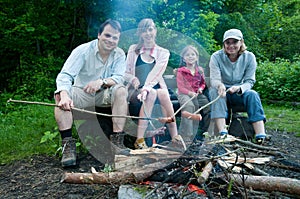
[263,103,300,136]
[0,102,299,165]
[0,104,58,164]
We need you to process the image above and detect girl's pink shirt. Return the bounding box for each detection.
[176,66,206,95]
[125,44,170,90]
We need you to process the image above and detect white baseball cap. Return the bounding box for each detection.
[223,29,243,42]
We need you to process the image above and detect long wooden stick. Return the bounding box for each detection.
[184,89,229,120]
[7,98,154,121]
[193,94,221,115]
[172,93,198,117]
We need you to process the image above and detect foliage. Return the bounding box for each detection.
[1,0,299,101]
[255,58,300,102]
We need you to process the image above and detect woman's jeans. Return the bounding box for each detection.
[209,87,266,123]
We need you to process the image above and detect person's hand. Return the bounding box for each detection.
[197,88,203,94]
[228,86,241,94]
[173,68,178,76]
[218,83,226,97]
[57,91,73,111]
[84,79,103,94]
[188,91,197,97]
[137,90,148,101]
[131,78,140,90]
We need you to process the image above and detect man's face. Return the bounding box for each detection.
[98,24,120,52]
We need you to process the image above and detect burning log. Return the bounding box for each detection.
[197,161,213,184]
[229,174,300,196]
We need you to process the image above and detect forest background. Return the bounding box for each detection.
[0,0,299,163]
[1,0,299,103]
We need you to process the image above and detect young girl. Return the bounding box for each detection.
[176,45,211,143]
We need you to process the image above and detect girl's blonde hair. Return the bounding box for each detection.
[135,18,156,54]
[179,45,199,66]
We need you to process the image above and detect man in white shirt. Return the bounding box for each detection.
[54,19,128,167]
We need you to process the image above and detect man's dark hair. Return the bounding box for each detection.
[98,19,122,34]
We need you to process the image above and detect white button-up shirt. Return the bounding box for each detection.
[55,39,126,95]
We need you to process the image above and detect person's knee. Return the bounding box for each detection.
[147,89,157,101]
[114,86,128,99]
[157,89,170,101]
[209,87,218,99]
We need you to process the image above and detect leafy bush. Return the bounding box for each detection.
[8,55,64,101]
[255,58,300,102]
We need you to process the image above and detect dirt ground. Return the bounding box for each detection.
[0,129,299,199]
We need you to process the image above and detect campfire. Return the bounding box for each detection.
[61,134,300,198]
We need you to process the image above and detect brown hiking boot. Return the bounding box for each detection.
[61,137,76,167]
[110,132,130,155]
[171,135,187,152]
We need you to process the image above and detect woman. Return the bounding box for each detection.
[176,45,210,143]
[209,28,266,144]
[125,18,185,149]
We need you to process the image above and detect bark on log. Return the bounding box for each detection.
[229,174,300,196]
[61,172,135,184]
[61,170,155,184]
[197,161,213,184]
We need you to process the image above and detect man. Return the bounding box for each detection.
[54,19,128,167]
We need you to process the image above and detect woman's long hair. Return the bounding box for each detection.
[134,18,156,54]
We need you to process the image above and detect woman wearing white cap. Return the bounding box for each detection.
[209,28,266,144]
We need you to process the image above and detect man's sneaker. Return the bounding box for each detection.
[255,134,266,145]
[61,137,76,167]
[134,138,148,149]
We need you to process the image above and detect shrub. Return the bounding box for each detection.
[255,58,300,102]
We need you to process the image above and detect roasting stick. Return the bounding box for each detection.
[172,93,198,117]
[7,98,157,121]
[182,89,229,120]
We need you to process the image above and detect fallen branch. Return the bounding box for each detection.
[229,174,300,196]
[61,169,156,184]
[269,161,300,172]
[61,172,136,184]
[207,135,279,151]
[243,163,270,176]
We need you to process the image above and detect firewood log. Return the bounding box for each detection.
[197,161,213,184]
[229,174,300,196]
